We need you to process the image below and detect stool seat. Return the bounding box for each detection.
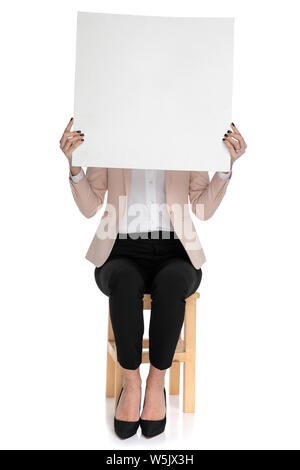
[106,291,200,413]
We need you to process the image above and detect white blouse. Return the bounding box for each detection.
[71,168,231,233]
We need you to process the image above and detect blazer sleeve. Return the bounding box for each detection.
[189,171,232,220]
[69,167,108,218]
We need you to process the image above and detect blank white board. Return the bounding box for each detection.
[72,12,234,171]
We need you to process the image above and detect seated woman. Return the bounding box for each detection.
[59,118,247,439]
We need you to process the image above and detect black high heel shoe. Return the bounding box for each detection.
[140,387,166,438]
[114,387,141,439]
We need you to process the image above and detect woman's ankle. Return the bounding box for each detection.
[146,374,165,389]
[123,380,142,391]
[146,366,166,389]
[145,379,165,390]
[122,369,142,390]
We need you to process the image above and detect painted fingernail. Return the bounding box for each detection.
[227,130,232,133]
[81,138,84,141]
[222,138,225,141]
[231,122,235,126]
[70,117,73,121]
[76,130,81,133]
[80,133,84,136]
[224,133,228,137]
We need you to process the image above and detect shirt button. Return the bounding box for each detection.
[149,180,153,184]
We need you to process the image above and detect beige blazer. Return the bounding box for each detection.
[69,168,232,269]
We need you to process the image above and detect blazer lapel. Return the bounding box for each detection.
[123,168,132,196]
[165,170,170,183]
[165,170,176,204]
[165,170,170,200]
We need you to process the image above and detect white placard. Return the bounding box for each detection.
[72,12,234,171]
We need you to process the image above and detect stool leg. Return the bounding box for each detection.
[106,351,115,397]
[114,361,123,410]
[183,299,197,413]
[169,361,180,395]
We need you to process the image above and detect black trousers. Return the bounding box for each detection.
[94,231,202,370]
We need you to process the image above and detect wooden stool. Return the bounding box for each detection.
[106,292,200,413]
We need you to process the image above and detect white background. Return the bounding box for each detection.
[0,0,300,451]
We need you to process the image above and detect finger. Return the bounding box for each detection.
[223,138,238,158]
[60,130,83,148]
[64,117,74,133]
[68,134,84,143]
[71,139,84,150]
[62,134,84,151]
[225,133,245,150]
[223,131,240,144]
[230,122,241,135]
[228,132,247,146]
[65,130,82,137]
[226,135,244,151]
[226,132,240,139]
[67,139,84,155]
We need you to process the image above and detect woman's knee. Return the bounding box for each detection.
[151,259,200,297]
[103,258,146,295]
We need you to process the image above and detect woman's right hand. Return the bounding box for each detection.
[59,117,84,175]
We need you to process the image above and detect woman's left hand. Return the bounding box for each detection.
[222,122,247,170]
